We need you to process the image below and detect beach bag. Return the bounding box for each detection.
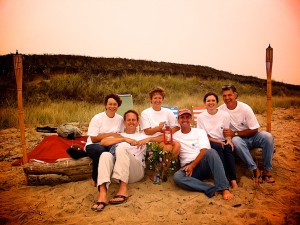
[57,124,82,139]
[66,144,87,159]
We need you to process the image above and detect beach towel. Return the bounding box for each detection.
[12,135,88,166]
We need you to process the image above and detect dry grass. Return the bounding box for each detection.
[1,95,299,129]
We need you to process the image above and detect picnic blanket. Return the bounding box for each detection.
[12,135,88,166]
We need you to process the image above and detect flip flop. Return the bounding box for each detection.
[252,175,263,185]
[262,174,275,183]
[109,195,128,205]
[91,201,107,212]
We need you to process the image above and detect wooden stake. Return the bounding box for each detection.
[13,53,28,164]
[266,45,273,133]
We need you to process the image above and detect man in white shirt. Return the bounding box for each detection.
[91,110,162,212]
[173,109,234,200]
[219,85,275,184]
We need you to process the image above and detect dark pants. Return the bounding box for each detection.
[210,141,237,182]
[85,144,113,182]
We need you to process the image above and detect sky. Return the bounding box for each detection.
[1,0,300,85]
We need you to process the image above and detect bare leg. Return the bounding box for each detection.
[231,180,238,189]
[109,181,129,204]
[91,184,108,211]
[252,168,262,187]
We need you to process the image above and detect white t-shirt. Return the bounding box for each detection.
[197,109,230,142]
[85,111,124,146]
[173,128,211,167]
[219,101,260,131]
[140,107,178,136]
[117,133,149,167]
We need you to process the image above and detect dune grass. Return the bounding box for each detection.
[1,96,299,130]
[1,73,299,129]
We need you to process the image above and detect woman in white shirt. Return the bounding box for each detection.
[197,92,238,188]
[140,86,180,157]
[85,94,124,186]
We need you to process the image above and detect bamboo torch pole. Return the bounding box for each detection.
[266,44,273,133]
[13,52,28,165]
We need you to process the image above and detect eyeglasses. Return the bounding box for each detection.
[222,85,236,92]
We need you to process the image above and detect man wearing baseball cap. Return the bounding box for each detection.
[172,109,234,200]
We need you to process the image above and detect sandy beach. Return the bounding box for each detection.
[0,107,299,225]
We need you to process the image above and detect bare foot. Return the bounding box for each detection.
[252,168,262,187]
[222,190,234,200]
[231,180,238,189]
[91,201,108,211]
[109,181,129,204]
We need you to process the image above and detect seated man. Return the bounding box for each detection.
[173,109,234,200]
[91,110,163,212]
[219,85,275,184]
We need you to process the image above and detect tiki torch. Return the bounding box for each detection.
[13,52,28,164]
[266,44,273,133]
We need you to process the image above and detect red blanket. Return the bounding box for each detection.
[12,135,88,166]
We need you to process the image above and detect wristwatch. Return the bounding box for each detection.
[234,131,239,136]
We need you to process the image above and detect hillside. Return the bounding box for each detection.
[0,54,299,106]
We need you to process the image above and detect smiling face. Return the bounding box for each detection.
[151,92,164,110]
[105,98,119,114]
[124,112,139,133]
[204,94,218,110]
[222,89,238,110]
[178,114,192,133]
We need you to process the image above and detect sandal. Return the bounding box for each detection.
[252,170,263,186]
[109,195,128,205]
[262,174,275,183]
[91,201,107,212]
[252,175,263,185]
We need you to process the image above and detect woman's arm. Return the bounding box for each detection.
[143,121,165,135]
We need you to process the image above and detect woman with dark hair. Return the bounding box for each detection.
[197,92,238,188]
[85,94,124,186]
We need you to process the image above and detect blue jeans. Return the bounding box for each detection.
[173,148,230,198]
[85,144,114,182]
[232,131,274,171]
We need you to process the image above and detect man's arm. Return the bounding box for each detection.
[90,133,123,143]
[223,128,258,138]
[182,148,207,176]
[100,136,137,146]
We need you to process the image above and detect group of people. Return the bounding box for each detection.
[84,85,275,212]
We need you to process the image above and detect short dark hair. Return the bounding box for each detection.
[124,109,139,121]
[221,85,237,93]
[149,86,165,100]
[104,94,122,107]
[203,92,219,103]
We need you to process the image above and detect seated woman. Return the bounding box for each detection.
[197,92,238,188]
[91,110,162,212]
[85,94,124,186]
[140,86,181,157]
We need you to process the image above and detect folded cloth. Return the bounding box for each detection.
[12,135,88,166]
